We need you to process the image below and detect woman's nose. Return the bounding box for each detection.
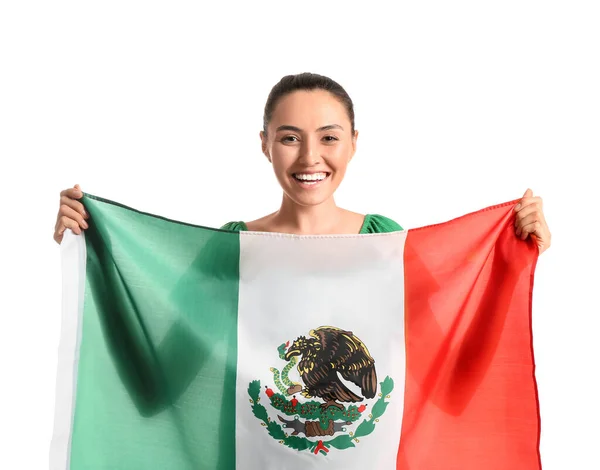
[298,137,321,165]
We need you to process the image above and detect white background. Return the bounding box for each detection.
[1,1,598,468]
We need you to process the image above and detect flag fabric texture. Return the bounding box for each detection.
[51,194,541,470]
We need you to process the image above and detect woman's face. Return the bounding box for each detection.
[261,89,358,208]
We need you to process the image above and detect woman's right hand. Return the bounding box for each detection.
[54,184,89,244]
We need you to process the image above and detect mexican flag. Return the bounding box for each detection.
[50,194,541,470]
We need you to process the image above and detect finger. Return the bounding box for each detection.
[57,205,89,230]
[60,184,83,201]
[515,208,546,236]
[54,220,81,244]
[516,212,544,234]
[514,195,543,212]
[514,202,544,225]
[55,215,83,240]
[517,220,541,240]
[59,195,88,219]
[522,188,533,199]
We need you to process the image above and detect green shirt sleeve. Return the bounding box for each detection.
[220,221,247,232]
[360,214,403,234]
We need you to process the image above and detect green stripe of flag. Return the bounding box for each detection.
[70,194,240,469]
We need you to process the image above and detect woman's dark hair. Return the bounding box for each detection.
[263,72,355,136]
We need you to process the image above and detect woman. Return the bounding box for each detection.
[53,72,551,252]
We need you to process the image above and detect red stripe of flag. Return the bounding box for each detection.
[398,201,541,469]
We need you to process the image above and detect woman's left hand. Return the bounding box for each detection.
[514,188,551,254]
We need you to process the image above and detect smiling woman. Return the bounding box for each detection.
[53,72,551,250]
[221,73,404,235]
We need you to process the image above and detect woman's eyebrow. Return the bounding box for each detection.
[275,124,344,132]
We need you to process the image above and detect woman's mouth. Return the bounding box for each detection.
[292,172,330,187]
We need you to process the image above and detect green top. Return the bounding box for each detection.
[220,214,402,234]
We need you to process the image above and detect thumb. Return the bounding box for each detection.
[73,183,83,199]
[522,188,533,198]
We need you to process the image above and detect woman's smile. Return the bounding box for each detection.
[291,171,331,189]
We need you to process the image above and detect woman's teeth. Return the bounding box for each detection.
[293,173,327,184]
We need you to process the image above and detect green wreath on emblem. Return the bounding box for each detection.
[247,327,394,456]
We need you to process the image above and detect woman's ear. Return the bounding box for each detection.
[350,129,359,161]
[260,130,272,163]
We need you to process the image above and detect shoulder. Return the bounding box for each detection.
[220,213,276,232]
[362,214,403,234]
[220,221,247,231]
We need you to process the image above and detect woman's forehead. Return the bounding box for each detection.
[270,90,349,127]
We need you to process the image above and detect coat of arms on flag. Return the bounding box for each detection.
[248,326,394,456]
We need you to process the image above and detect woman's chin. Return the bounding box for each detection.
[284,190,334,208]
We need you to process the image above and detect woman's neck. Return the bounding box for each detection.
[273,195,344,235]
[245,195,365,235]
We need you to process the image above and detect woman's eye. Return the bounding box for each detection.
[281,135,338,143]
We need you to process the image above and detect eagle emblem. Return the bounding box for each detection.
[247,326,394,456]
